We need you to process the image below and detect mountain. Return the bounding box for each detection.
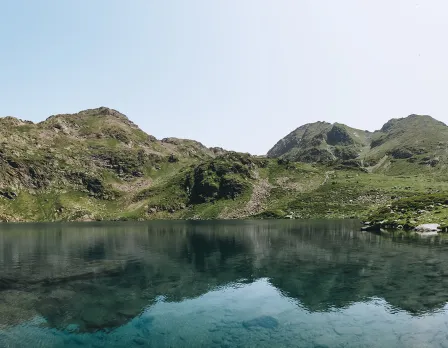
[366,115,448,169]
[267,114,448,173]
[0,107,217,193]
[1,108,448,228]
[0,107,229,221]
[267,122,371,164]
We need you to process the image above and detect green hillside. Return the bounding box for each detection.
[0,108,447,229]
[267,121,372,167]
[268,114,448,174]
[365,115,448,173]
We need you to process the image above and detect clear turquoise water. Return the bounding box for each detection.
[1,220,448,347]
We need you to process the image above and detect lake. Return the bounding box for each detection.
[1,220,448,347]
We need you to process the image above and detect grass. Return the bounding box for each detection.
[2,155,448,224]
[181,187,253,219]
[2,110,448,225]
[364,194,448,230]
[2,155,448,225]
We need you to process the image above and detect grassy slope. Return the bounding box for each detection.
[1,155,448,224]
[1,109,448,225]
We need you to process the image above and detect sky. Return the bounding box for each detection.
[1,1,447,155]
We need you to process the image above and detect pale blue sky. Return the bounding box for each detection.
[1,1,447,154]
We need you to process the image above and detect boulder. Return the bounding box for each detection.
[415,224,441,232]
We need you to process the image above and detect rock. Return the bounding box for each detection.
[313,336,334,347]
[49,289,76,300]
[361,224,380,231]
[0,290,39,327]
[242,316,279,329]
[425,259,440,266]
[133,338,146,346]
[415,224,441,232]
[333,326,363,336]
[0,190,18,200]
[168,154,179,163]
[66,324,80,332]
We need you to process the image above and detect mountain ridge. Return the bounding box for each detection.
[1,107,448,227]
[4,108,447,158]
[267,114,448,173]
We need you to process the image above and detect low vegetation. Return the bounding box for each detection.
[1,108,448,227]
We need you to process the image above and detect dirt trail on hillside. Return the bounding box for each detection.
[219,171,272,219]
[321,171,335,186]
[365,155,389,173]
[112,178,152,193]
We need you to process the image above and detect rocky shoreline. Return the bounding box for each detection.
[361,221,448,234]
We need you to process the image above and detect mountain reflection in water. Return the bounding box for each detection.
[1,220,448,347]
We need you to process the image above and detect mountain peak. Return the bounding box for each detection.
[268,114,448,171]
[78,106,127,118]
[36,107,152,146]
[44,107,130,123]
[267,121,369,163]
[379,114,446,133]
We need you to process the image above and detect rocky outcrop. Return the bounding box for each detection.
[327,124,355,146]
[185,152,262,204]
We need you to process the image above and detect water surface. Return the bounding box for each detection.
[1,220,448,347]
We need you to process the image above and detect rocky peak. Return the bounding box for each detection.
[267,121,367,163]
[267,121,332,158]
[269,113,448,172]
[40,107,144,138]
[44,107,132,125]
[380,114,446,133]
[326,124,355,146]
[78,107,126,118]
[0,116,33,127]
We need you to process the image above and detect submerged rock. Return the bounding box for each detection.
[242,315,279,329]
[361,224,380,231]
[0,290,39,328]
